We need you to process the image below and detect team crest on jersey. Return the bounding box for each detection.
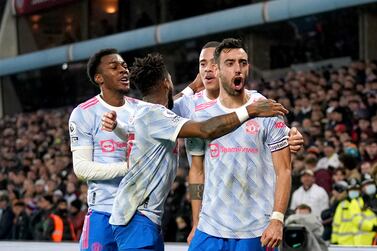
[245,120,260,135]
[209,143,220,158]
[69,122,77,135]
[163,109,177,118]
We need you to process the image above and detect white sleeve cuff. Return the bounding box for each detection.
[181,87,194,96]
[113,120,128,141]
[72,148,128,180]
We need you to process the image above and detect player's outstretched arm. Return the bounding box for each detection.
[288,127,304,153]
[187,155,205,244]
[261,146,291,248]
[178,99,288,140]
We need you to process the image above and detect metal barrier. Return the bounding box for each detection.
[0,242,376,251]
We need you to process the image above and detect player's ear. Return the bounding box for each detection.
[95,73,103,85]
[161,78,169,90]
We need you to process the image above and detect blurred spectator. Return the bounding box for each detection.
[0,192,14,239]
[53,189,64,204]
[305,156,332,195]
[316,141,342,170]
[290,169,329,218]
[11,201,32,240]
[332,168,346,183]
[69,199,86,238]
[64,182,77,206]
[0,171,7,190]
[35,179,46,196]
[56,198,76,241]
[364,139,377,164]
[360,161,374,175]
[291,155,306,194]
[31,195,59,241]
[295,95,312,123]
[340,153,361,181]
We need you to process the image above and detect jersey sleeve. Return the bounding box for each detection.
[69,107,93,151]
[185,138,205,156]
[146,105,190,142]
[264,116,289,152]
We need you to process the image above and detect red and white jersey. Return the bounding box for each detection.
[187,90,289,238]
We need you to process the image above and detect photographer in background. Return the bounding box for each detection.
[284,204,328,251]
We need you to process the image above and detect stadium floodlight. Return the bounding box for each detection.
[62,63,68,70]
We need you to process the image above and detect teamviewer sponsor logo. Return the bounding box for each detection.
[100,139,127,152]
[100,140,115,152]
[209,144,220,158]
[220,146,258,153]
[209,144,258,157]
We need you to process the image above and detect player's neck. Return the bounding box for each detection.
[206,89,219,100]
[218,88,248,109]
[100,91,125,107]
[143,94,167,108]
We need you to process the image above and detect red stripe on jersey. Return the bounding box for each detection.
[79,97,97,108]
[195,100,216,111]
[81,99,99,110]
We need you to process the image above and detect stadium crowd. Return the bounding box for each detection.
[0,59,376,245]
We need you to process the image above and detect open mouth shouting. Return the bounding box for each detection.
[119,75,129,86]
[232,76,244,91]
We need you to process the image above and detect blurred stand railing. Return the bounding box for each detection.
[0,242,376,251]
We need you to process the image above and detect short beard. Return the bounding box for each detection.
[220,74,248,96]
[118,88,129,96]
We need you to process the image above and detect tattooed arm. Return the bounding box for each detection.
[178,99,288,139]
[187,155,205,244]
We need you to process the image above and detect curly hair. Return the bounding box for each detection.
[130,53,168,96]
[87,48,118,85]
[214,38,245,64]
